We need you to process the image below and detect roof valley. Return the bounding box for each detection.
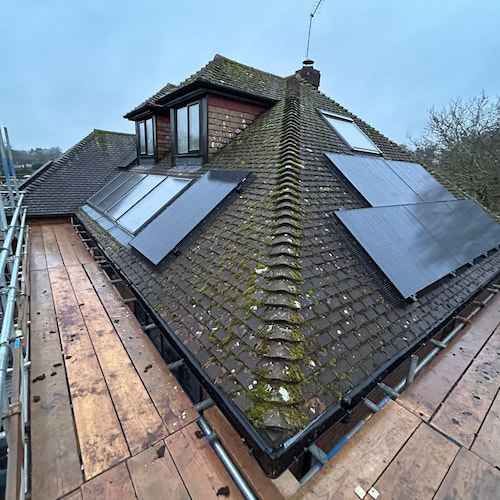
[249,76,311,437]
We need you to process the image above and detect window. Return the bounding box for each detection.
[176,102,200,154]
[321,111,381,154]
[85,173,191,238]
[137,118,155,156]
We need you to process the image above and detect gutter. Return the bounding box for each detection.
[74,214,500,477]
[300,284,499,484]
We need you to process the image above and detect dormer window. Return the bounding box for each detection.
[176,102,200,154]
[171,98,207,168]
[138,118,155,156]
[321,111,381,154]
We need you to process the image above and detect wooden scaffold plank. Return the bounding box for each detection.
[166,422,244,500]
[48,265,129,479]
[83,263,198,433]
[65,263,168,455]
[127,440,190,500]
[30,266,83,500]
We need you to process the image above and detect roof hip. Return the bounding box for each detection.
[247,76,313,441]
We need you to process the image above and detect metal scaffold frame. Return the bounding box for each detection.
[0,126,29,499]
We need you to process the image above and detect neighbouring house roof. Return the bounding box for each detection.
[22,130,135,217]
[27,56,500,475]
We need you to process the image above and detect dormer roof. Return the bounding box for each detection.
[124,54,284,120]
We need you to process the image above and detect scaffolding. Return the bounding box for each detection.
[0,127,29,499]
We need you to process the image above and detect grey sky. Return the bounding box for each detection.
[2,0,499,151]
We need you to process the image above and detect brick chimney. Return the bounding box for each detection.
[295,59,320,89]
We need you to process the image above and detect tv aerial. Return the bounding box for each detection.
[306,0,325,61]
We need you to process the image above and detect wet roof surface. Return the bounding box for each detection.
[46,55,500,461]
[23,130,135,217]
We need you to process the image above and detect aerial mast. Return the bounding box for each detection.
[306,0,325,60]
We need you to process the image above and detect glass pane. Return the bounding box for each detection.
[98,174,145,212]
[325,116,379,153]
[177,107,188,154]
[139,121,146,154]
[105,175,164,220]
[88,173,129,206]
[117,177,191,234]
[146,118,154,155]
[189,103,200,151]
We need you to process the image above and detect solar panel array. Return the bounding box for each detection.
[325,153,455,206]
[130,170,251,265]
[336,201,500,298]
[328,153,500,298]
[87,173,191,235]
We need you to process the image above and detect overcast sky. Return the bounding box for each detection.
[2,0,499,151]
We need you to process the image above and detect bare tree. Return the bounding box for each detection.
[413,92,500,213]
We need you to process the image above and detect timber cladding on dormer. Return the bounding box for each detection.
[207,95,266,158]
[124,55,282,167]
[155,115,171,161]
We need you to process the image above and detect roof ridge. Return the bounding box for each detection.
[211,54,285,80]
[22,131,96,189]
[248,76,310,437]
[92,129,134,137]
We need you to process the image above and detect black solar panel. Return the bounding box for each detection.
[336,206,459,298]
[325,153,423,206]
[443,200,500,261]
[335,201,500,299]
[385,160,456,203]
[325,153,456,206]
[131,170,251,265]
[118,152,137,169]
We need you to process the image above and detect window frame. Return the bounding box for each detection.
[175,101,201,155]
[320,110,381,155]
[136,117,156,157]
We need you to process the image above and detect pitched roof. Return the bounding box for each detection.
[124,83,177,118]
[23,130,135,217]
[124,54,284,119]
[63,56,499,474]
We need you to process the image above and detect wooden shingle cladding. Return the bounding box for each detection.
[207,95,266,158]
[155,114,171,161]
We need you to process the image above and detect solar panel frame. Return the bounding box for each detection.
[131,170,251,265]
[95,174,146,212]
[116,176,192,235]
[88,173,130,207]
[105,174,164,220]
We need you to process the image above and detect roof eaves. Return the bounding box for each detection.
[124,82,178,119]
[157,80,280,108]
